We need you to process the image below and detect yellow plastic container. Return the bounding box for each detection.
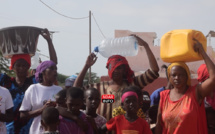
[160,29,207,63]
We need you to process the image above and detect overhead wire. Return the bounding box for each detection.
[92,13,106,39]
[39,0,106,38]
[39,0,89,20]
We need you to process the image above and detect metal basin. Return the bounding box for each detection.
[0,26,42,58]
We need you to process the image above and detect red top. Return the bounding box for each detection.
[160,85,208,134]
[106,115,152,134]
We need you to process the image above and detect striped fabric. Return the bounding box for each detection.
[88,69,159,122]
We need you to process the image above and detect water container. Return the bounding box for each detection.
[94,36,138,58]
[160,29,207,63]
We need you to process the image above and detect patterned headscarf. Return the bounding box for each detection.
[106,55,134,83]
[197,64,209,82]
[9,54,31,70]
[35,60,56,82]
[167,62,191,86]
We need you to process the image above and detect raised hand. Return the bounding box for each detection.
[193,38,205,54]
[130,34,148,47]
[41,28,51,41]
[85,53,97,68]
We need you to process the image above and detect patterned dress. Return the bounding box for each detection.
[0,73,37,134]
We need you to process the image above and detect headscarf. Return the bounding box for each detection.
[167,62,191,86]
[197,64,209,82]
[35,60,56,82]
[106,55,134,83]
[65,75,77,87]
[121,91,138,103]
[9,54,31,70]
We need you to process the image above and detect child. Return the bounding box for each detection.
[82,88,106,131]
[58,87,93,134]
[55,89,67,108]
[101,86,152,134]
[41,107,60,134]
[112,86,145,119]
[0,86,14,134]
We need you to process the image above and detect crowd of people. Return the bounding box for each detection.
[0,30,215,134]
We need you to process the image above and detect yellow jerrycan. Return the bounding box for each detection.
[160,29,207,63]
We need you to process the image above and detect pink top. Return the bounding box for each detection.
[159,85,208,134]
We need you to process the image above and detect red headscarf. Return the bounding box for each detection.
[9,54,31,70]
[197,64,209,82]
[106,55,134,83]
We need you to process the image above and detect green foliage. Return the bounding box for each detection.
[76,71,100,86]
[57,73,69,84]
[0,51,15,76]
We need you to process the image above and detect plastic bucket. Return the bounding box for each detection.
[0,26,42,58]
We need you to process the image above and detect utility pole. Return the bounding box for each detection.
[89,10,91,83]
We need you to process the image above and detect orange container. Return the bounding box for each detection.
[160,29,207,63]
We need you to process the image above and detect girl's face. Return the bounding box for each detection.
[85,90,100,110]
[112,65,125,81]
[122,96,139,114]
[66,97,83,116]
[169,66,188,88]
[43,65,58,83]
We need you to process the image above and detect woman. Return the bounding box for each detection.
[0,28,57,134]
[197,64,215,134]
[74,35,159,122]
[155,39,215,134]
[19,60,62,134]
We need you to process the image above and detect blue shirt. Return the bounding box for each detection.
[150,86,165,106]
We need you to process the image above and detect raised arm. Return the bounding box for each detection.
[73,53,97,88]
[194,38,215,103]
[133,35,159,73]
[41,29,58,64]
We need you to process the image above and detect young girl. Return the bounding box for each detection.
[101,86,152,134]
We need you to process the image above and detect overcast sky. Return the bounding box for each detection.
[0,0,215,77]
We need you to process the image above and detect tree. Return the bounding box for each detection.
[57,73,69,85]
[76,71,100,86]
[0,51,14,76]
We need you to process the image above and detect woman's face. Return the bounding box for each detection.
[169,66,188,88]
[112,65,125,81]
[43,65,58,83]
[13,59,29,77]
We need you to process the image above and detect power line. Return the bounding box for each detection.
[92,13,106,38]
[39,0,89,20]
[39,0,106,39]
